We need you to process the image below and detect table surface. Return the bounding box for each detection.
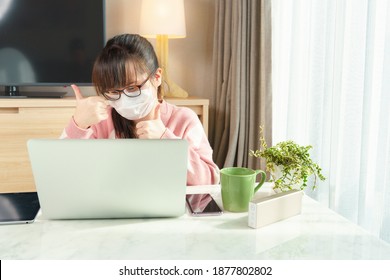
[1,184,390,260]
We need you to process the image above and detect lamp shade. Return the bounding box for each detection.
[139,0,186,38]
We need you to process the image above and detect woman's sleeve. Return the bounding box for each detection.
[60,117,96,139]
[60,108,113,139]
[161,109,220,186]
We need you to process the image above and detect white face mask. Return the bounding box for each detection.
[109,87,156,120]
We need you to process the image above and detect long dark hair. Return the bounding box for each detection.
[92,34,161,138]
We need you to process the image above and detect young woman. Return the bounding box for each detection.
[61,34,220,186]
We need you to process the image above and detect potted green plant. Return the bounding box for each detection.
[250,126,326,192]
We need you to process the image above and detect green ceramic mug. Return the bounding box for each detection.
[220,167,266,212]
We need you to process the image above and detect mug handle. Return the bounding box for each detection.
[254,170,266,193]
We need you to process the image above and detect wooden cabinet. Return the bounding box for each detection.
[0,97,209,193]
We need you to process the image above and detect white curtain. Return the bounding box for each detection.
[272,0,390,243]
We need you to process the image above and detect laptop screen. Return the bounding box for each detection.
[0,192,40,224]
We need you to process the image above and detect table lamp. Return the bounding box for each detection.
[139,0,188,98]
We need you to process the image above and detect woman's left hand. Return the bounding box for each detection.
[136,104,167,139]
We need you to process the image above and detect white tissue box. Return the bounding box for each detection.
[248,189,303,229]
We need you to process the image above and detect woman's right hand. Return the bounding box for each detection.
[71,84,109,129]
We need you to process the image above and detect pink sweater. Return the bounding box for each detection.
[61,100,220,186]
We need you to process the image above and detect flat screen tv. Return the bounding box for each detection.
[0,0,105,98]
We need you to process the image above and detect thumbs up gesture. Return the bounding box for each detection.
[136,103,167,139]
[72,84,109,129]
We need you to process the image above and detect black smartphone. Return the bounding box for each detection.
[186,194,223,216]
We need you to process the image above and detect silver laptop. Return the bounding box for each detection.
[27,139,188,219]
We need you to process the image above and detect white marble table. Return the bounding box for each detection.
[1,184,390,260]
